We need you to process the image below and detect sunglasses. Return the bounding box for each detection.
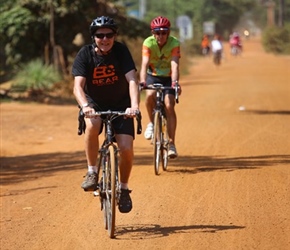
[154,31,168,36]
[94,32,115,39]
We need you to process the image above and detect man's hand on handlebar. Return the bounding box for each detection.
[139,82,147,91]
[82,106,96,118]
[125,107,140,118]
[172,81,182,96]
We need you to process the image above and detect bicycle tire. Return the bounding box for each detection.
[153,111,162,175]
[162,116,169,171]
[98,152,108,230]
[105,145,117,238]
[231,46,240,56]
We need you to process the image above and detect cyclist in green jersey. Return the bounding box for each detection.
[140,16,181,158]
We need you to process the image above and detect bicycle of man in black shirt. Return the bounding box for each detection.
[72,16,140,214]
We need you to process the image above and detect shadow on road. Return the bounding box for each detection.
[1,152,289,185]
[134,154,290,174]
[0,151,85,185]
[243,109,290,115]
[115,223,245,240]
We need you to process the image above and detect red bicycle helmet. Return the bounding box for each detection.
[150,16,171,30]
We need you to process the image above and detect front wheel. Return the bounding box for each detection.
[98,152,108,230]
[153,111,162,175]
[104,145,117,238]
[231,46,240,56]
[161,116,169,171]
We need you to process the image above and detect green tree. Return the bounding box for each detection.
[0,0,149,75]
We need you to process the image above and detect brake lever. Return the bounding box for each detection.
[135,111,142,135]
[175,84,179,104]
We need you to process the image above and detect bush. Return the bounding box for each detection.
[12,59,61,97]
[262,25,290,54]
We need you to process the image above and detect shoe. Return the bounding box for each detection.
[81,172,98,191]
[144,122,153,140]
[118,189,132,213]
[168,143,178,159]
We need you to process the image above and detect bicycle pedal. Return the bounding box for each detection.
[83,186,98,192]
[99,191,106,199]
[168,155,177,159]
[93,191,99,196]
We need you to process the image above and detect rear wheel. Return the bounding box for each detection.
[214,51,221,65]
[153,112,162,175]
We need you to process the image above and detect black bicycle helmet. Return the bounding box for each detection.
[89,16,118,35]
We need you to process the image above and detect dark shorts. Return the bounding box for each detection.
[107,115,135,138]
[86,95,135,138]
[146,74,175,96]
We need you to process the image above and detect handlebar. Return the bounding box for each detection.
[87,110,142,135]
[139,83,180,104]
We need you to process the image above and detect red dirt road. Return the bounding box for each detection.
[1,39,290,250]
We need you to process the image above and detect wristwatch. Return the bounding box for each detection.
[81,102,89,109]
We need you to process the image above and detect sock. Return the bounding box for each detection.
[88,166,98,173]
[120,182,128,190]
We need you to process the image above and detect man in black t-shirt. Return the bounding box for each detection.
[72,16,140,213]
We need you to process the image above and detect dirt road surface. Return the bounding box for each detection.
[1,39,290,250]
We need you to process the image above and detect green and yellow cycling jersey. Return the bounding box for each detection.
[142,35,180,77]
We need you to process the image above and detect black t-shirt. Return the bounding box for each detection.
[72,41,136,110]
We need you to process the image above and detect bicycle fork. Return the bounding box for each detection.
[95,147,120,210]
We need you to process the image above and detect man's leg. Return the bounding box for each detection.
[164,94,176,144]
[115,134,134,213]
[164,94,178,158]
[81,118,101,191]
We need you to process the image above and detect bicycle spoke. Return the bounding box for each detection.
[162,117,169,171]
[153,112,161,175]
[107,145,116,238]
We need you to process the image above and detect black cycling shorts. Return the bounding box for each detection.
[146,74,175,96]
[86,95,135,138]
[109,115,134,138]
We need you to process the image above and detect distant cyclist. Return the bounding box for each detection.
[140,16,181,158]
[211,34,223,66]
[229,31,242,54]
[201,34,210,56]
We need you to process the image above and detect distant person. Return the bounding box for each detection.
[211,34,223,66]
[201,34,210,56]
[229,31,243,52]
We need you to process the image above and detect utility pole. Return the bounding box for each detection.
[278,0,285,27]
[139,0,146,20]
[50,0,58,68]
[266,0,275,26]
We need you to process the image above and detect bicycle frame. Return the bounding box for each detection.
[141,83,179,175]
[90,110,142,238]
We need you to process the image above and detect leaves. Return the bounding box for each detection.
[13,59,61,91]
[1,0,290,75]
